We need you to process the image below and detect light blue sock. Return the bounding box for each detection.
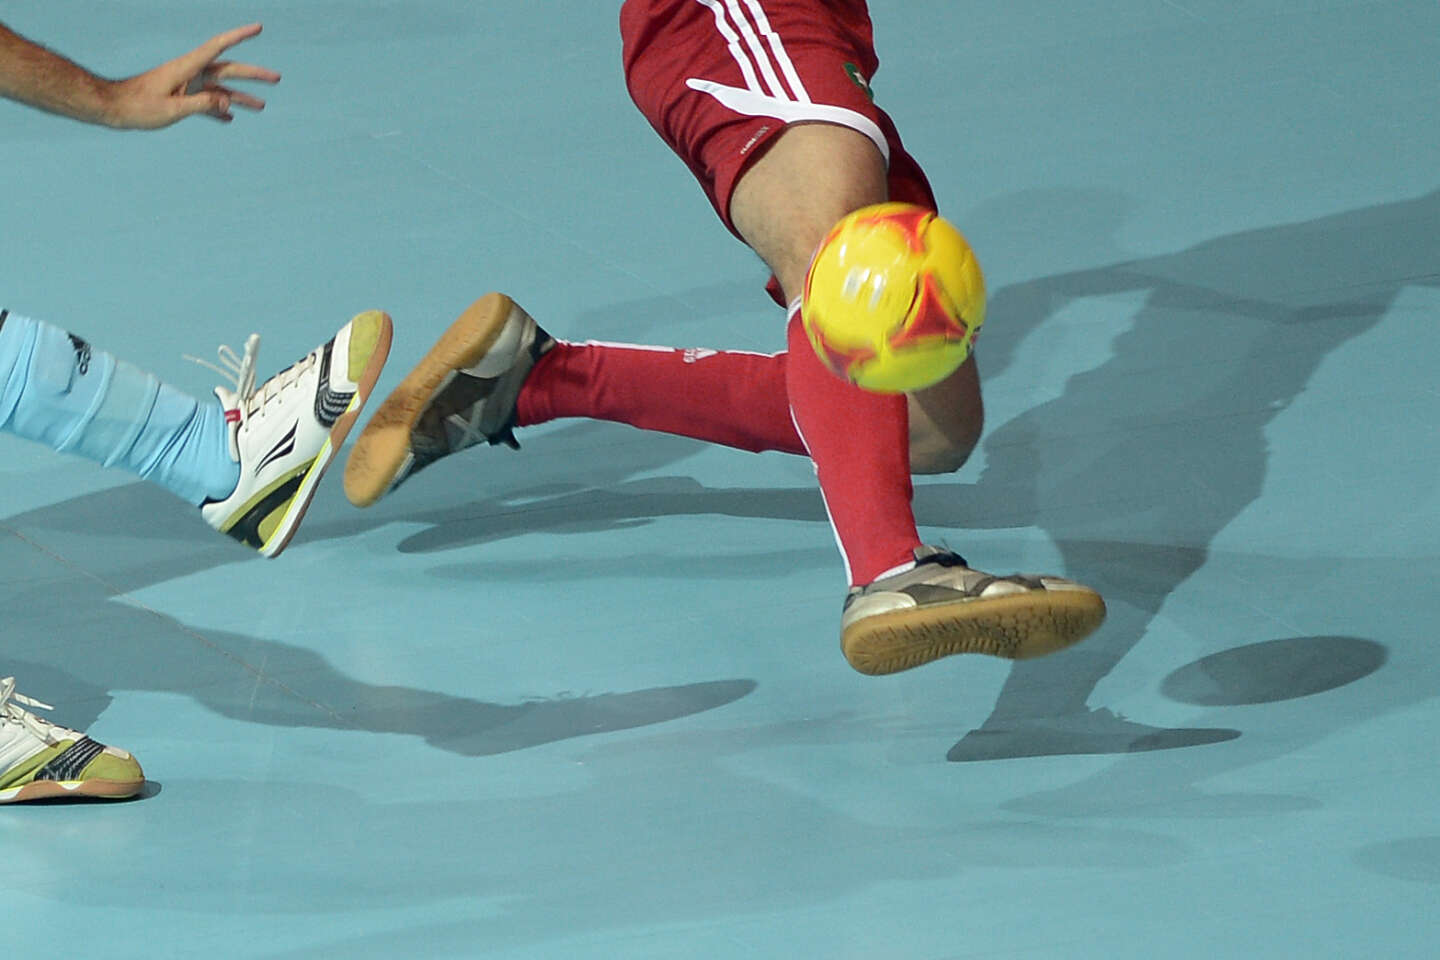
[0,309,239,505]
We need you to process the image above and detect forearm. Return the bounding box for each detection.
[0,22,115,125]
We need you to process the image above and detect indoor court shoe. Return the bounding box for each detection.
[0,677,144,803]
[201,311,393,557]
[841,546,1107,675]
[344,292,553,507]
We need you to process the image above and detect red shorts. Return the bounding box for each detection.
[620,0,937,239]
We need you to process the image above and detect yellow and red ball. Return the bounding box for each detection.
[802,202,985,394]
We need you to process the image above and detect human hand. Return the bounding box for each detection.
[102,22,280,129]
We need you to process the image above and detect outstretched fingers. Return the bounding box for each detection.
[102,22,281,127]
[165,24,280,122]
[182,63,276,118]
[171,24,278,82]
[208,59,282,87]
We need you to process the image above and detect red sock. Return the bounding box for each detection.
[515,325,920,586]
[515,339,806,455]
[784,304,921,586]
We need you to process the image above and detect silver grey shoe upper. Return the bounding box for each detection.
[395,305,554,488]
[841,545,1090,630]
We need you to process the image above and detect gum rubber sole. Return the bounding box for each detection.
[343,293,515,508]
[841,589,1107,676]
[0,776,145,804]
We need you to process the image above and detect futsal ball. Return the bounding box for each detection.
[802,202,985,393]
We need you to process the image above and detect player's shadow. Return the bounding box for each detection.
[1,457,756,756]
[939,187,1438,760]
[6,645,755,758]
[389,475,828,556]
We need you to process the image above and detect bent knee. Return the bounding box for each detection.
[907,357,984,474]
[909,427,981,475]
[908,405,983,474]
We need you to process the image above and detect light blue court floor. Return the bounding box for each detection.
[2,1,1438,957]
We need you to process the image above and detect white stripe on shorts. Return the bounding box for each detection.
[736,0,810,102]
[686,0,890,164]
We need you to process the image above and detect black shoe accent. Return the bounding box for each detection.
[37,736,106,782]
[313,338,356,426]
[488,423,521,450]
[482,324,552,453]
[225,471,307,549]
[915,548,968,569]
[253,422,298,476]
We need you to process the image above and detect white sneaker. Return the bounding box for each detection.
[0,677,144,803]
[201,311,392,557]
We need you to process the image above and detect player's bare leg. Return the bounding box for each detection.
[732,121,1105,675]
[909,354,984,475]
[729,122,984,474]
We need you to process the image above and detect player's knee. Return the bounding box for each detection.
[909,416,983,475]
[907,360,984,475]
[910,436,979,475]
[732,123,889,300]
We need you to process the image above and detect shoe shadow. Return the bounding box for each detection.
[946,710,1240,762]
[935,187,1439,759]
[945,634,1389,762]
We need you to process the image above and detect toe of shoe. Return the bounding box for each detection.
[337,310,393,386]
[86,748,145,788]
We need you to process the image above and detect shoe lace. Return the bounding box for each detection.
[188,336,317,421]
[0,677,64,743]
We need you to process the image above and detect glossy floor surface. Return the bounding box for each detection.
[2,1,1437,957]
